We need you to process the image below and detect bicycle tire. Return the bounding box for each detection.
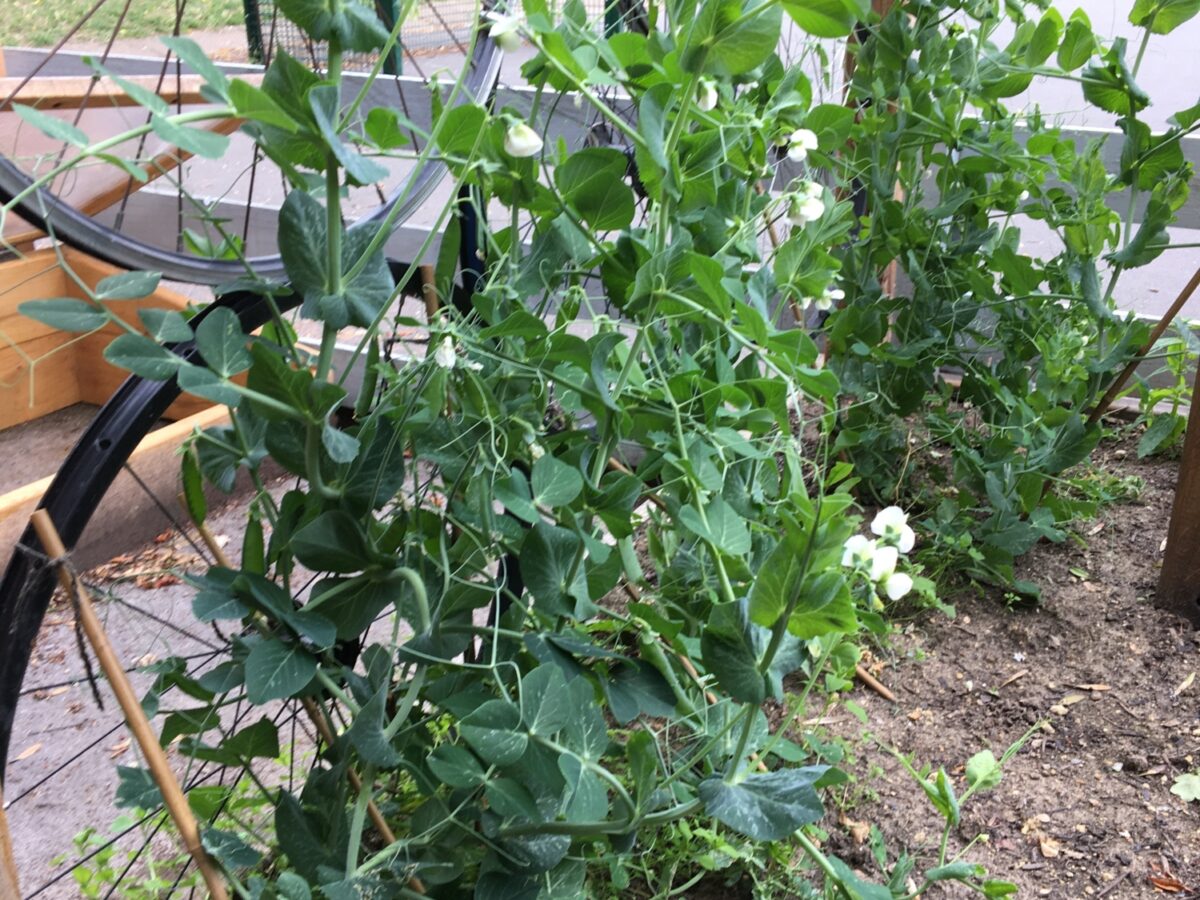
[0,3,502,285]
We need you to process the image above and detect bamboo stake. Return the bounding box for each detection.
[0,784,19,900]
[183,500,425,892]
[1088,264,1200,425]
[29,510,229,900]
[419,264,439,320]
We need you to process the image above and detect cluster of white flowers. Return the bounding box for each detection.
[787,180,825,226]
[841,506,916,603]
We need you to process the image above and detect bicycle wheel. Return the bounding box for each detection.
[0,0,502,285]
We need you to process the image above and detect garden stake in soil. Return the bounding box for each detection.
[0,783,18,900]
[28,509,229,900]
[1154,360,1200,629]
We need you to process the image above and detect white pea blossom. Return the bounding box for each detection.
[529,442,545,460]
[696,79,718,112]
[485,11,523,52]
[434,336,457,369]
[504,122,543,158]
[869,544,899,583]
[871,505,916,553]
[787,128,818,162]
[883,572,914,601]
[842,534,876,569]
[787,181,826,227]
[814,287,844,312]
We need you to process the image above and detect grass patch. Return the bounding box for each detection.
[1,0,245,48]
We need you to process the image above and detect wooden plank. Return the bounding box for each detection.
[0,784,18,900]
[0,73,259,110]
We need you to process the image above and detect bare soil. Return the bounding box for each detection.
[827,437,1200,898]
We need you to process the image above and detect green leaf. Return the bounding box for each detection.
[1081,47,1149,115]
[202,828,261,870]
[161,36,230,101]
[1057,11,1096,70]
[139,308,193,342]
[104,333,183,380]
[459,699,528,766]
[14,104,89,147]
[291,511,372,573]
[521,523,586,616]
[278,188,327,298]
[244,638,316,704]
[1170,771,1200,801]
[364,107,413,149]
[223,716,281,759]
[1025,9,1062,66]
[787,572,857,639]
[85,58,168,115]
[554,148,635,232]
[698,767,828,840]
[604,661,677,724]
[494,469,540,524]
[748,537,802,628]
[965,749,1003,792]
[428,745,487,788]
[96,270,162,300]
[230,78,297,131]
[322,422,361,464]
[151,113,230,160]
[1138,413,1182,457]
[531,454,584,508]
[115,766,164,809]
[680,497,751,556]
[309,85,388,185]
[194,307,251,377]
[177,364,241,407]
[346,687,400,767]
[486,778,543,820]
[436,103,488,158]
[783,0,862,38]
[1109,193,1171,268]
[521,664,571,737]
[708,0,784,75]
[18,298,106,332]
[701,622,766,705]
[1130,0,1200,33]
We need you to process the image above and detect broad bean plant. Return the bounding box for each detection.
[14,0,1194,895]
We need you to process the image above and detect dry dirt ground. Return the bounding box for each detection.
[825,438,1200,898]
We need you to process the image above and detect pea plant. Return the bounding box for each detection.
[13,0,1186,894]
[818,0,1197,592]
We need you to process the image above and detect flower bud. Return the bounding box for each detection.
[696,78,718,112]
[504,122,543,158]
[434,336,456,369]
[485,11,522,52]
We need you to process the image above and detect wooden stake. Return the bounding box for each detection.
[29,510,229,900]
[419,264,439,321]
[1089,264,1200,425]
[0,783,19,900]
[1156,360,1200,628]
[182,498,425,892]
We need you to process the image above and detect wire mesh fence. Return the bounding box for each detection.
[245,0,608,71]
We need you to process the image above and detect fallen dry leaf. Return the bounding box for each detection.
[15,742,42,761]
[1060,693,1087,706]
[838,811,871,845]
[1070,683,1111,692]
[1149,872,1187,893]
[109,737,131,759]
[1173,672,1195,698]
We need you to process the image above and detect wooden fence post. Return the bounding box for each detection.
[1156,363,1200,628]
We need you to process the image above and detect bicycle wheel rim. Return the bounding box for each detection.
[0,5,502,285]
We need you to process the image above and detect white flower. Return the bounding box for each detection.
[529,442,545,460]
[434,336,456,369]
[787,193,825,227]
[814,287,844,312]
[870,506,916,553]
[787,128,818,162]
[869,544,898,583]
[882,572,913,601]
[696,79,718,112]
[504,122,543,158]
[485,11,522,52]
[842,534,875,569]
